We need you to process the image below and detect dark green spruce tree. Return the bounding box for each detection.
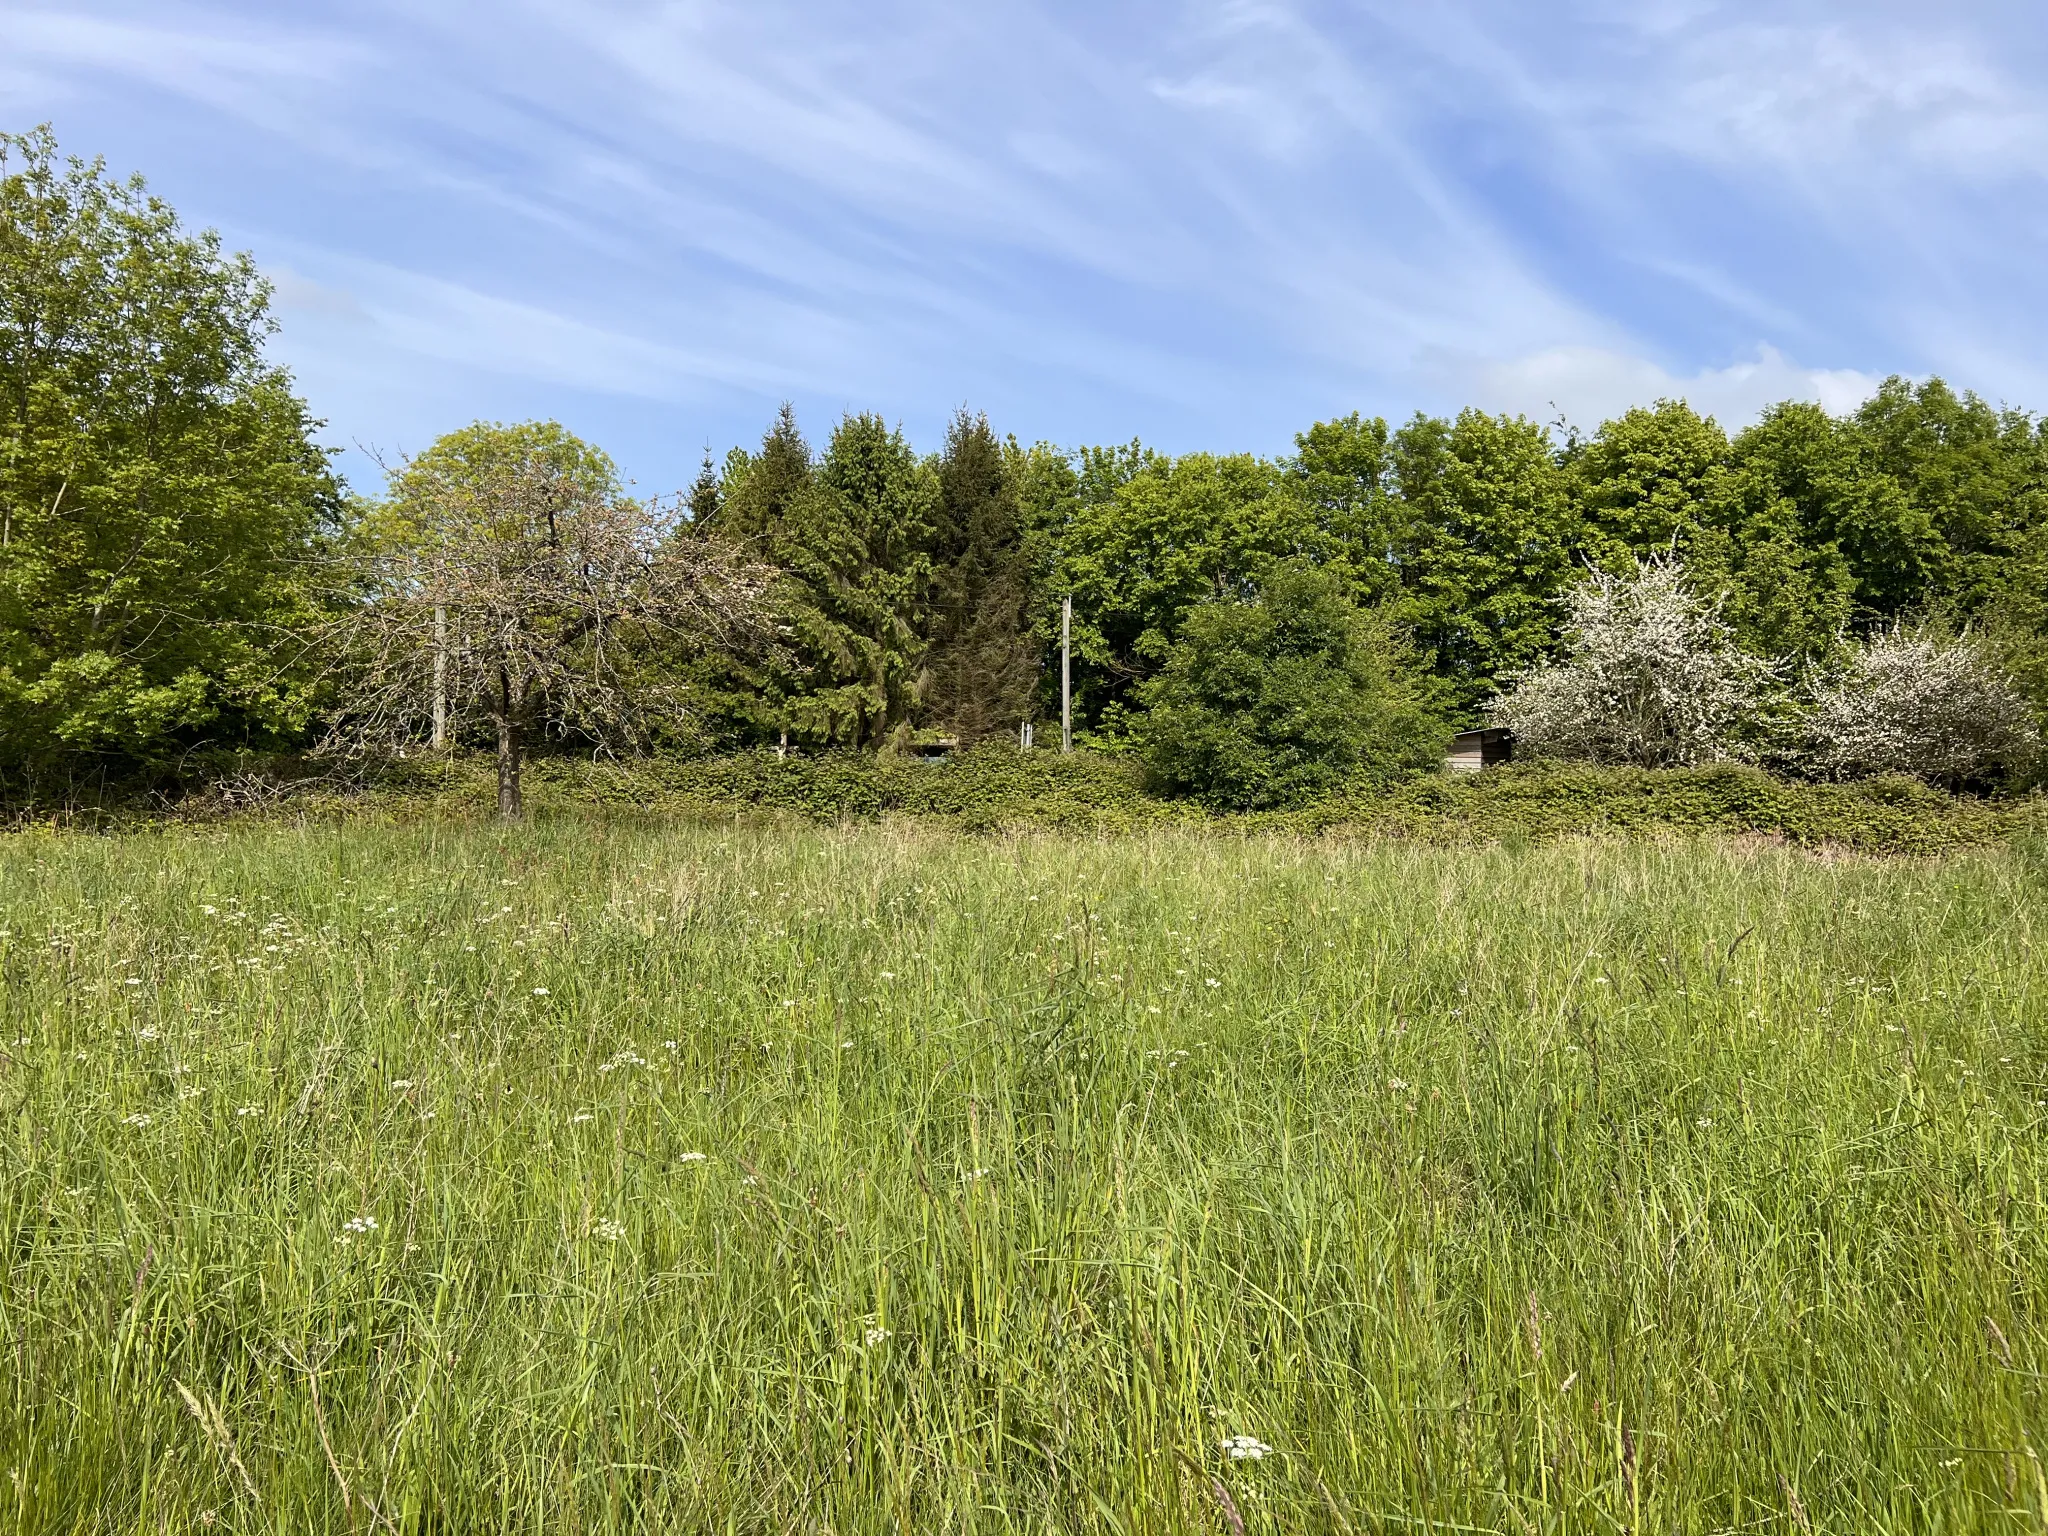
[695,405,935,749]
[924,410,1039,742]
[686,448,721,525]
[815,412,935,747]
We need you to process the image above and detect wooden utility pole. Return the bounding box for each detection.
[1061,594,1072,753]
[430,602,448,749]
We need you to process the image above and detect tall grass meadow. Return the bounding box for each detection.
[2,818,2045,1531]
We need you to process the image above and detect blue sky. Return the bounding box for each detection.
[4,0,2045,496]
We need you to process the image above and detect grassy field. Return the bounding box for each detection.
[2,819,2045,1533]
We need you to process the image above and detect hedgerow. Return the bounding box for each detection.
[176,748,2048,856]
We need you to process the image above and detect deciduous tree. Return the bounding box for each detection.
[1803,628,2039,789]
[320,422,773,817]
[1136,560,1445,809]
[1486,556,1774,768]
[0,126,339,779]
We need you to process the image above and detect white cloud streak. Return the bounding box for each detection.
[0,0,2040,481]
[1449,344,1883,434]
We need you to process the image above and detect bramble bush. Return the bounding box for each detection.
[138,747,2048,856]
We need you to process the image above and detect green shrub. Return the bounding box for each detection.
[1132,561,1446,808]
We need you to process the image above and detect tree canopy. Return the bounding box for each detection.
[1134,560,1446,809]
[0,127,338,781]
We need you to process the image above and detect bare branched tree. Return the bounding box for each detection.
[312,441,776,818]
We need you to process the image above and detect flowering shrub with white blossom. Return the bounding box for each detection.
[1485,556,1776,768]
[1800,628,2041,789]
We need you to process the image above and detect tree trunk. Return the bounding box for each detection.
[496,666,522,820]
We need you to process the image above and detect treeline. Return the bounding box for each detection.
[6,127,2048,806]
[676,383,2048,747]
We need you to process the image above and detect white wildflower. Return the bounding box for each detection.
[341,1215,378,1237]
[1222,1434,1273,1462]
[677,1151,708,1163]
[863,1326,891,1347]
[121,1113,153,1128]
[532,986,550,997]
[390,1079,416,1091]
[593,1218,626,1242]
[570,1112,595,1124]
[236,1105,260,1118]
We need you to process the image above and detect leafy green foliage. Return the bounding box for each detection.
[1029,449,1374,741]
[1388,410,1587,711]
[19,129,2048,794]
[150,747,2048,855]
[0,127,339,777]
[1134,561,1446,808]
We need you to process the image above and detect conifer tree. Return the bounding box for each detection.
[686,448,721,525]
[816,412,936,747]
[707,406,936,749]
[924,410,1039,741]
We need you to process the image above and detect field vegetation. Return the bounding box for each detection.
[3,818,2046,1532]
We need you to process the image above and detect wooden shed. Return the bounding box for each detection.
[1446,727,1513,773]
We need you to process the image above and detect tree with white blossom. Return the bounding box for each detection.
[1802,628,2039,789]
[1485,556,1774,768]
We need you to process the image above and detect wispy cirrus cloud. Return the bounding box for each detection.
[1,0,2042,489]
